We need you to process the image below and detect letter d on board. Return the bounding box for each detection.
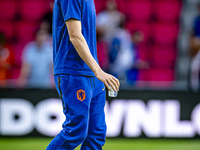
[0,99,34,135]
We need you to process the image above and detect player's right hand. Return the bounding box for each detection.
[94,69,120,92]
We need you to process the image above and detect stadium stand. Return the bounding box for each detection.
[150,23,179,46]
[0,22,13,39]
[19,0,48,22]
[0,0,16,21]
[120,0,151,23]
[0,0,182,88]
[152,0,181,23]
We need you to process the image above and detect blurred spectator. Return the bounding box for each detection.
[96,0,124,44]
[108,15,149,85]
[190,2,200,57]
[190,2,200,91]
[96,0,124,73]
[40,0,54,35]
[109,17,133,79]
[0,33,12,86]
[18,30,53,88]
[190,50,200,91]
[126,31,149,84]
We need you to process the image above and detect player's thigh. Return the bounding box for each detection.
[60,74,93,116]
[88,91,107,135]
[90,90,106,114]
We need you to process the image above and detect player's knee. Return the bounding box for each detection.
[79,131,87,143]
[74,125,88,142]
[62,111,89,142]
[89,112,107,136]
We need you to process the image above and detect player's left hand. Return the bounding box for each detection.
[94,68,120,92]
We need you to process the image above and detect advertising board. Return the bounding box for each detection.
[0,89,200,138]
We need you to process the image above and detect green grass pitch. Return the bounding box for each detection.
[0,138,200,150]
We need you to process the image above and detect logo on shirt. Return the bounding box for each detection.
[102,87,105,91]
[77,89,86,101]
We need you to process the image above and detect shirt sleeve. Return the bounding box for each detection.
[60,0,82,22]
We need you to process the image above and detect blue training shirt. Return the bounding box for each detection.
[53,0,98,76]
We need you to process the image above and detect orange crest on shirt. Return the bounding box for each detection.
[77,89,86,101]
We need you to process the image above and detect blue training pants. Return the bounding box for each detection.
[46,74,107,150]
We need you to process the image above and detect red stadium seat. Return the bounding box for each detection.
[9,68,21,79]
[19,1,47,21]
[137,69,151,81]
[153,0,181,23]
[97,41,109,70]
[120,0,151,22]
[151,46,176,62]
[13,44,24,64]
[137,71,174,87]
[14,22,37,45]
[138,49,147,61]
[151,61,175,70]
[15,22,37,38]
[0,22,13,39]
[8,44,23,79]
[94,0,106,14]
[148,69,174,87]
[137,45,150,61]
[0,0,16,21]
[148,46,176,69]
[125,23,149,40]
[150,23,179,46]
[150,69,174,81]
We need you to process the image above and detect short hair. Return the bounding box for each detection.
[0,32,6,46]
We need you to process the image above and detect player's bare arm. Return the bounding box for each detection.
[66,19,120,92]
